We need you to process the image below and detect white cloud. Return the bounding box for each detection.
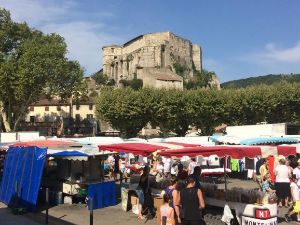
[243,41,300,64]
[0,0,123,74]
[0,0,73,26]
[42,22,121,74]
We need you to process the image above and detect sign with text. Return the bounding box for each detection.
[242,216,277,225]
[255,209,271,219]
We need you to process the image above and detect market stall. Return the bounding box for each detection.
[99,141,300,224]
[11,139,115,206]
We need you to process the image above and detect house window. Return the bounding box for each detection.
[29,106,34,111]
[76,105,80,110]
[30,116,35,123]
[87,114,93,119]
[45,106,49,111]
[57,106,61,111]
[89,104,93,110]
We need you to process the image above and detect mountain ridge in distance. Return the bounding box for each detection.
[221,73,300,89]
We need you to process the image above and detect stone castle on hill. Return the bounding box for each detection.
[102,32,202,89]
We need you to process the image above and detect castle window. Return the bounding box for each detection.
[45,106,49,111]
[111,48,114,53]
[30,116,35,123]
[89,104,93,110]
[76,105,80,110]
[29,106,34,111]
[57,106,61,111]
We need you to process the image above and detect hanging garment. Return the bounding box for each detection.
[268,155,275,183]
[231,159,240,172]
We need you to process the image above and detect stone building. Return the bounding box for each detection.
[102,32,202,89]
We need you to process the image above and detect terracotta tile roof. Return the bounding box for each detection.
[30,98,94,106]
[155,73,183,82]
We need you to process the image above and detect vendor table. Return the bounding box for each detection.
[201,168,231,176]
[201,168,231,183]
[205,197,277,225]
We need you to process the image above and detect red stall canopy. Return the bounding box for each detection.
[11,140,77,148]
[99,142,300,158]
[160,144,300,159]
[99,142,170,156]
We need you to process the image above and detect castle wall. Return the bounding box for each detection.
[102,32,202,88]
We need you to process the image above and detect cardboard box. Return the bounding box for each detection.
[154,197,163,225]
[154,197,163,209]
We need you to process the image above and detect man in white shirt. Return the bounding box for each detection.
[293,159,300,179]
[163,157,172,177]
[188,157,199,175]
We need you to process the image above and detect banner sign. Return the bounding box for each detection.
[242,216,277,225]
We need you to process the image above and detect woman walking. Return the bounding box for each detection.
[274,158,291,207]
[179,176,205,225]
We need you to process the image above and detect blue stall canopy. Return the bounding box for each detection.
[48,150,89,157]
[240,137,299,145]
[0,146,47,210]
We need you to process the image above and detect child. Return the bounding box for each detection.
[262,173,275,194]
[261,173,276,204]
[160,194,175,225]
[285,175,300,222]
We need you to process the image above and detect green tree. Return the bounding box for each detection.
[148,89,192,137]
[188,89,226,135]
[0,8,85,131]
[95,88,150,138]
[184,69,216,90]
[92,71,108,85]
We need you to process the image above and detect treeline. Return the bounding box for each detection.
[95,82,300,138]
[222,74,300,89]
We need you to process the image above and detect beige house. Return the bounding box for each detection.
[25,98,95,123]
[102,31,202,89]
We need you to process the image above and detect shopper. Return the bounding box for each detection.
[274,158,291,207]
[191,166,202,189]
[173,180,186,225]
[259,158,269,183]
[137,165,154,219]
[285,175,300,222]
[179,176,205,225]
[188,158,198,175]
[177,163,188,181]
[164,176,178,209]
[293,159,300,179]
[113,153,120,181]
[262,173,275,194]
[163,157,172,178]
[160,193,175,225]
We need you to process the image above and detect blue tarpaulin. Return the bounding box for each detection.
[240,137,299,145]
[88,181,116,210]
[0,146,47,210]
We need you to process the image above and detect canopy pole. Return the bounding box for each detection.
[224,156,228,201]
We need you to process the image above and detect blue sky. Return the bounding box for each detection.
[1,0,300,82]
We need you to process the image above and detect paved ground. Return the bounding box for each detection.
[0,178,299,225]
[0,203,40,225]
